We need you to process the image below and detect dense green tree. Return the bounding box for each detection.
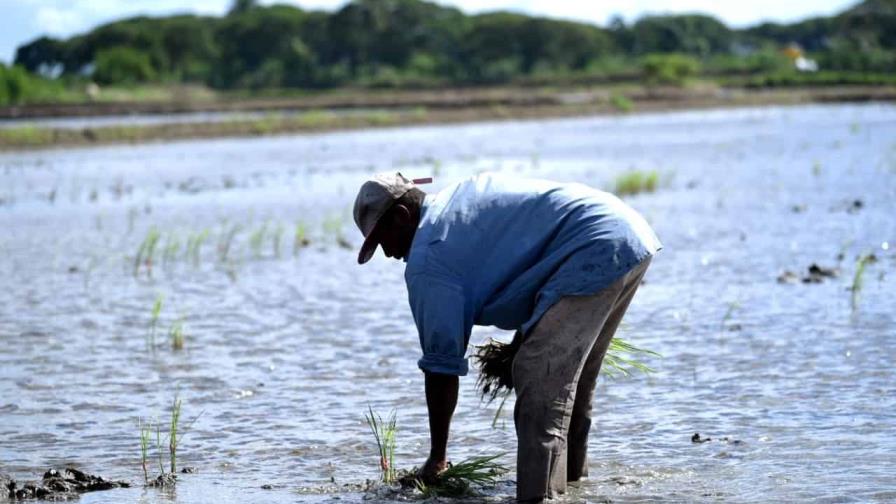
[9,0,896,90]
[632,15,732,56]
[93,47,156,84]
[213,5,317,88]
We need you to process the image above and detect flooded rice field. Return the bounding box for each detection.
[1,103,895,503]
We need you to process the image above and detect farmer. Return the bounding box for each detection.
[353,172,661,502]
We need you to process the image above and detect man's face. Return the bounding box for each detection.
[373,204,414,261]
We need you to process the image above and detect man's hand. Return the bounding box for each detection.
[418,456,448,484]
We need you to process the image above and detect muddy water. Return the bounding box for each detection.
[1,104,895,503]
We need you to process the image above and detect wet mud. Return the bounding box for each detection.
[0,468,129,501]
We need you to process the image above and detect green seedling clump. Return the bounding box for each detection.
[169,319,185,350]
[217,223,242,262]
[293,221,310,255]
[474,335,659,427]
[851,253,874,309]
[139,395,202,486]
[410,454,508,498]
[614,170,660,196]
[365,406,398,484]
[135,227,161,276]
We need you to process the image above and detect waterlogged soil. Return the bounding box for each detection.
[1,104,895,503]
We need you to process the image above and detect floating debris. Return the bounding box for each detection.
[777,263,839,284]
[804,263,840,283]
[691,432,711,443]
[691,433,742,445]
[1,468,129,500]
[776,271,800,284]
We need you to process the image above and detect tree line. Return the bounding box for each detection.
[8,0,896,92]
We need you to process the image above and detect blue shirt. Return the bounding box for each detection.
[405,173,662,376]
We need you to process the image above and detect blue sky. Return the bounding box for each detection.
[2,0,856,64]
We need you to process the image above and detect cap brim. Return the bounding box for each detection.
[357,233,379,264]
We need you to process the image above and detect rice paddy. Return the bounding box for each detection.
[1,104,892,503]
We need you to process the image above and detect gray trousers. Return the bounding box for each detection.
[512,258,651,502]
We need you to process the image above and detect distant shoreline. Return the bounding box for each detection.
[2,85,894,151]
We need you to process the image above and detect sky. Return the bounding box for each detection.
[2,0,857,64]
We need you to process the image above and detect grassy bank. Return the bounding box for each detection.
[2,85,894,150]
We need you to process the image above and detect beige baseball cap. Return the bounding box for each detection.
[353,172,430,264]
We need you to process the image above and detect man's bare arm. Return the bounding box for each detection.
[420,371,459,481]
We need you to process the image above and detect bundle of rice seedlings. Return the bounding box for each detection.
[473,331,522,403]
[364,406,397,484]
[473,332,660,425]
[410,454,508,498]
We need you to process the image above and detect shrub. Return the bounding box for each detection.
[642,53,701,85]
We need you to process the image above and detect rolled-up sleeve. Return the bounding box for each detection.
[407,274,469,376]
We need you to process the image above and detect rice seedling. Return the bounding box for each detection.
[614,170,660,196]
[322,214,343,237]
[139,395,202,487]
[185,230,209,266]
[168,396,182,474]
[720,301,741,331]
[293,221,310,256]
[850,253,873,310]
[364,406,397,484]
[249,221,268,258]
[602,337,661,377]
[169,319,185,350]
[162,233,181,267]
[217,222,242,262]
[413,454,508,498]
[138,418,152,484]
[271,223,284,258]
[134,227,161,276]
[149,294,163,346]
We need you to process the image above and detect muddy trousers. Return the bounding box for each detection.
[512,258,651,502]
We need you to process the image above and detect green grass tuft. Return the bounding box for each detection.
[614,170,659,196]
[609,93,634,112]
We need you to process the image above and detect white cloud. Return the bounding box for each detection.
[35,6,86,35]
